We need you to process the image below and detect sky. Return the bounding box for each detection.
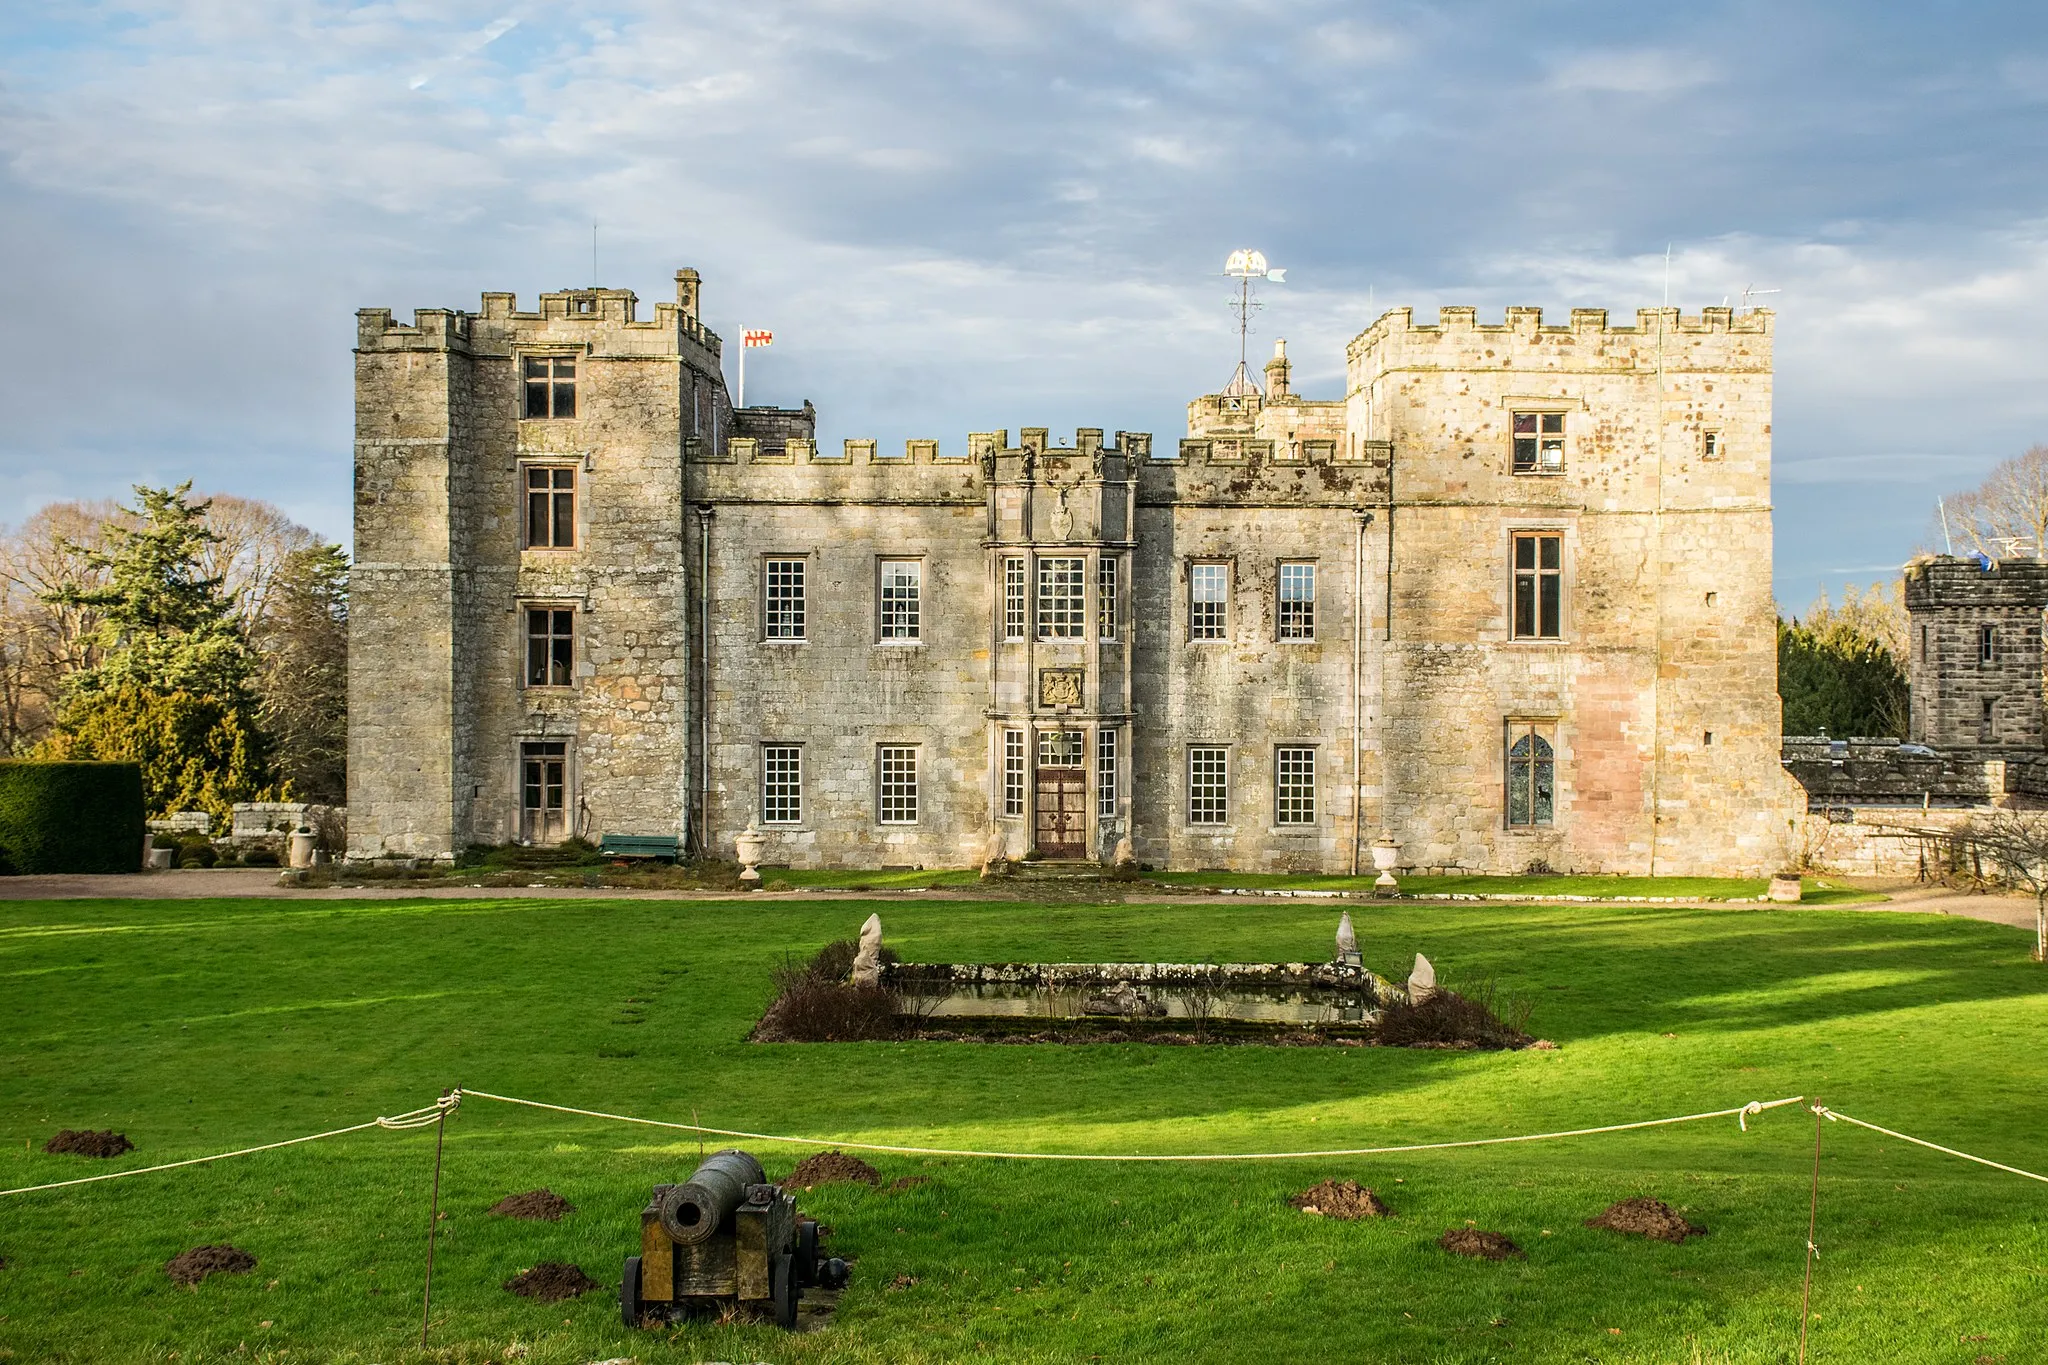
[3,2,2047,608]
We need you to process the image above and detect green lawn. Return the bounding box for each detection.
[762,867,984,891]
[1144,870,1881,904]
[1,894,2043,1364]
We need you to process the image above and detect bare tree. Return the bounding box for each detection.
[1959,810,2048,962]
[194,493,320,636]
[0,500,125,751]
[1942,445,2048,558]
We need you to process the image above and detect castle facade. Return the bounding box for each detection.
[349,270,1794,874]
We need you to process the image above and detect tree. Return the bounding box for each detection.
[1941,445,2048,557]
[1964,810,2048,963]
[254,543,348,803]
[1779,585,1909,739]
[0,499,125,752]
[38,484,276,818]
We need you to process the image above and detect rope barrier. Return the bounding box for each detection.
[457,1088,1808,1162]
[0,1094,458,1198]
[1814,1104,2048,1185]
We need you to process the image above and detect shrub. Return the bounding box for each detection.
[751,941,906,1042]
[1376,979,1534,1050]
[0,761,145,874]
[175,838,217,869]
[242,846,279,867]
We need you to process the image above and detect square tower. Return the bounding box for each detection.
[1904,555,2048,752]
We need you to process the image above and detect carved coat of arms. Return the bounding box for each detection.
[1039,669,1084,708]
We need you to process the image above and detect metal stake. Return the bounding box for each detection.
[1798,1102,1823,1364]
[421,1093,450,1348]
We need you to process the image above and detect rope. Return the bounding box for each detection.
[458,1088,1807,1162]
[0,1094,458,1198]
[1815,1105,2048,1185]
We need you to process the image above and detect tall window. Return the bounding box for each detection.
[1191,563,1229,640]
[520,741,567,842]
[762,745,803,824]
[1276,747,1315,824]
[764,558,806,639]
[1188,746,1229,824]
[1097,728,1118,818]
[522,356,577,419]
[1980,624,1996,663]
[1037,557,1085,638]
[1506,724,1555,827]
[1511,411,1564,473]
[879,559,922,641]
[1511,533,1562,640]
[878,746,919,823]
[1981,698,1996,743]
[1003,729,1025,817]
[1278,562,1316,640]
[524,466,575,548]
[525,607,574,687]
[1098,556,1120,640]
[1003,557,1026,641]
[1701,429,1723,460]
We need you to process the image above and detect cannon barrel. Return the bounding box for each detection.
[658,1149,766,1246]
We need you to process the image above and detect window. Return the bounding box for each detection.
[1276,747,1315,824]
[525,607,574,687]
[1506,724,1555,827]
[1039,730,1084,767]
[1097,729,1118,818]
[524,466,575,548]
[1098,556,1120,640]
[1980,624,1996,663]
[1512,411,1564,473]
[521,356,576,419]
[1188,746,1229,824]
[520,741,567,842]
[1981,698,1996,743]
[1191,562,1229,640]
[1003,557,1026,641]
[1278,562,1316,640]
[764,558,806,640]
[1702,429,1723,460]
[1511,533,1562,639]
[878,746,919,823]
[762,745,803,824]
[879,559,922,641]
[1037,557,1085,639]
[1003,729,1025,817]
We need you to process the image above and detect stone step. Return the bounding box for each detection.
[1011,860,1105,880]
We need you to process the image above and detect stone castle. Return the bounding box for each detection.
[349,268,1797,874]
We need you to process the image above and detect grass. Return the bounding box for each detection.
[1143,870,1883,904]
[1,894,2044,1363]
[762,867,983,891]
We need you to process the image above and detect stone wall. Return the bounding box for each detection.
[1904,555,2048,752]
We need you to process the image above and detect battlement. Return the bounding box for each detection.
[691,428,1154,469]
[358,271,721,354]
[1346,304,1772,362]
[1904,555,2048,611]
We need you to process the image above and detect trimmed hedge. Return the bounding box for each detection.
[0,761,145,874]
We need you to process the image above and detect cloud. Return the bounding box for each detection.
[409,14,520,89]
[1546,48,1719,95]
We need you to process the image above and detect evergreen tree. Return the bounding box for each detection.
[39,484,276,818]
[1779,614,1909,739]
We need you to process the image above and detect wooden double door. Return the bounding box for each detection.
[1034,731,1087,859]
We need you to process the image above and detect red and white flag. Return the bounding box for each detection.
[743,329,774,348]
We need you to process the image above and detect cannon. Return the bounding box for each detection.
[621,1149,848,1330]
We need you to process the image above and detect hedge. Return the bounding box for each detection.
[0,761,145,874]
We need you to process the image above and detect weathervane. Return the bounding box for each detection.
[1223,249,1285,394]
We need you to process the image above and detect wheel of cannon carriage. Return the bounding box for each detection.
[620,1255,643,1329]
[770,1251,798,1330]
[796,1218,821,1287]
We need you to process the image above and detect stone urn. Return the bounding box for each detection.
[1768,872,1803,903]
[288,825,317,870]
[1370,830,1402,896]
[734,821,767,889]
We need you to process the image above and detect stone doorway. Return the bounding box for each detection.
[1035,731,1086,859]
[520,741,568,843]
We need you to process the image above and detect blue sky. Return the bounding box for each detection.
[4,1,2047,607]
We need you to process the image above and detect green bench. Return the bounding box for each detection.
[598,834,683,863]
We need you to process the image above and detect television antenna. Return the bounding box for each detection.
[1223,248,1285,394]
[1740,283,1780,313]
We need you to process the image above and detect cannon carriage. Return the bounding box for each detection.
[621,1149,848,1330]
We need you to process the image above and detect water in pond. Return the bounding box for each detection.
[904,981,1375,1026]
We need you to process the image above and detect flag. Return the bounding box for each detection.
[744,329,774,348]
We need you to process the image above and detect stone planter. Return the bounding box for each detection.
[734,822,767,888]
[288,826,317,870]
[146,846,174,870]
[1768,873,1803,903]
[1370,831,1402,897]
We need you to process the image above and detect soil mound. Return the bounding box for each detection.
[44,1129,132,1158]
[1585,1197,1706,1244]
[503,1262,601,1302]
[165,1245,256,1285]
[787,1150,882,1187]
[1437,1228,1524,1261]
[1289,1180,1392,1219]
[490,1189,575,1221]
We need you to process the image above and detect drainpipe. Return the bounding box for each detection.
[696,506,714,857]
[1352,510,1375,876]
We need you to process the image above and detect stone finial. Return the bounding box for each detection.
[1407,953,1437,1004]
[1335,911,1359,966]
[852,913,884,986]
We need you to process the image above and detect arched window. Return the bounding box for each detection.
[1507,727,1555,827]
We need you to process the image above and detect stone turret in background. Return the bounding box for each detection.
[1904,555,2048,753]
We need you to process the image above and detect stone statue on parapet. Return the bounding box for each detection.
[852,913,885,987]
[1407,953,1437,1004]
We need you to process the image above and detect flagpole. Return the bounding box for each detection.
[738,335,746,410]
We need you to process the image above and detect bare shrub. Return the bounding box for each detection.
[1377,978,1533,1050]
[752,944,904,1042]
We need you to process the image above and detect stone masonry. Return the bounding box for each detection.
[349,270,1801,874]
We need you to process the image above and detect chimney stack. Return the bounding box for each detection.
[675,268,702,322]
[1264,338,1291,400]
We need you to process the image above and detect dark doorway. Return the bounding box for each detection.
[1035,731,1086,859]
